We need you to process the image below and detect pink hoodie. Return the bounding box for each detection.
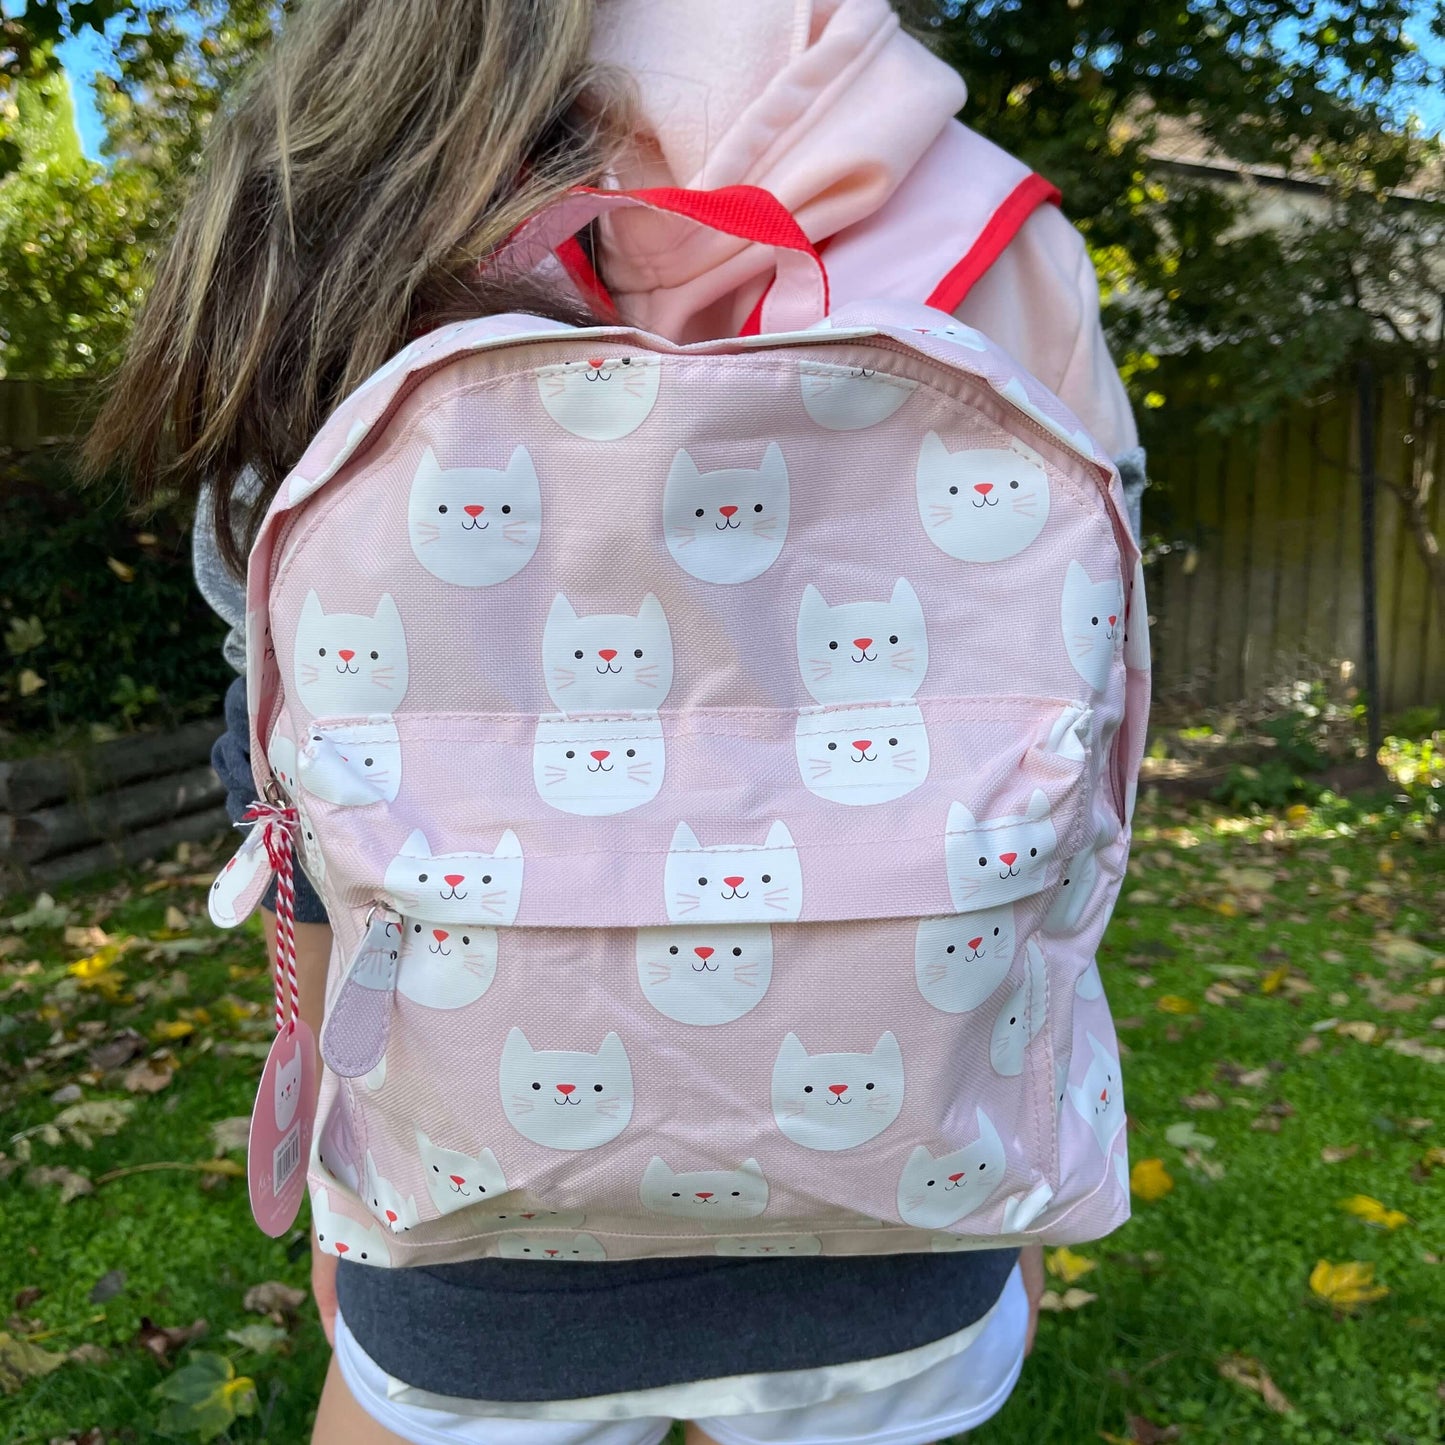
[590,0,1137,457]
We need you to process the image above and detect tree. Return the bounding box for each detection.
[932,0,1445,636]
[0,1,279,378]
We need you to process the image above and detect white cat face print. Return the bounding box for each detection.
[796,578,928,705]
[498,1232,607,1261]
[799,364,918,431]
[896,1108,1005,1229]
[416,1131,508,1217]
[311,1186,392,1266]
[715,1235,822,1257]
[915,432,1051,563]
[946,790,1058,911]
[407,445,541,587]
[297,719,401,806]
[533,715,665,817]
[208,827,270,929]
[396,920,498,1010]
[1044,841,1100,935]
[635,922,773,1026]
[665,821,803,922]
[383,829,524,925]
[543,594,674,713]
[989,938,1050,1077]
[664,443,789,583]
[499,1028,634,1151]
[999,376,1093,455]
[1061,561,1124,693]
[273,1034,303,1131]
[914,902,1016,1014]
[771,1032,905,1152]
[910,320,989,350]
[795,701,930,808]
[364,1150,419,1233]
[292,592,409,718]
[537,355,660,440]
[639,1157,769,1223]
[1069,1031,1126,1155]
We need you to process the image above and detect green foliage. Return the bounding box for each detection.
[153,1351,257,1441]
[1214,759,1322,811]
[933,1,1445,432]
[0,3,279,380]
[1379,729,1444,817]
[0,457,231,740]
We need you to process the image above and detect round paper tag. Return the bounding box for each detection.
[247,1019,317,1237]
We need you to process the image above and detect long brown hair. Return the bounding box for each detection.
[84,0,626,574]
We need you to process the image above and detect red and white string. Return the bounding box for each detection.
[243,802,300,1034]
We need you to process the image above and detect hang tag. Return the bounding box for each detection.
[320,909,402,1079]
[247,1019,317,1237]
[208,824,276,928]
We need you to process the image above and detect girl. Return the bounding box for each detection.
[88,3,1140,1442]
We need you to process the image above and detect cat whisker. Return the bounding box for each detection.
[808,761,833,779]
[647,964,671,985]
[504,525,531,544]
[925,963,948,983]
[298,665,319,683]
[509,1095,536,1113]
[928,505,954,523]
[542,767,567,784]
[594,1099,620,1117]
[626,764,652,781]
[732,965,759,985]
[672,894,700,915]
[670,529,697,546]
[782,1102,806,1118]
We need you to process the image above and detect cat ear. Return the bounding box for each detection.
[642,1155,673,1191]
[637,593,666,629]
[798,583,829,625]
[759,441,787,484]
[596,1031,628,1069]
[1025,789,1050,822]
[666,448,701,488]
[491,829,523,861]
[373,594,401,633]
[1010,437,1047,469]
[670,821,702,853]
[946,801,977,834]
[777,1031,808,1063]
[547,593,578,631]
[872,1031,902,1067]
[1086,1030,1111,1063]
[400,829,431,858]
[505,444,537,483]
[974,1107,1002,1153]
[739,1157,765,1181]
[502,1026,532,1061]
[414,1129,434,1159]
[364,1149,380,1190]
[905,1143,936,1172]
[301,589,325,626]
[919,431,952,469]
[414,446,441,484]
[889,576,921,615]
[1065,559,1091,592]
[764,820,795,851]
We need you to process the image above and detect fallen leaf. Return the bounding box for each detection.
[65,1344,111,1367]
[1338,1194,1409,1230]
[54,1100,134,1137]
[1124,1416,1181,1445]
[88,1269,127,1303]
[163,906,190,932]
[1131,1157,1174,1201]
[1385,1037,1445,1065]
[123,1056,176,1094]
[1157,994,1195,1015]
[209,1117,251,1155]
[224,1321,288,1356]
[1260,964,1289,995]
[1218,1354,1294,1414]
[1296,1035,1323,1056]
[1373,935,1437,968]
[1038,1287,1097,1311]
[152,1351,256,1442]
[242,1281,306,1319]
[134,1316,208,1365]
[1320,1143,1360,1164]
[151,1019,195,1042]
[13,1286,43,1311]
[1045,1246,1097,1285]
[1181,1090,1224,1110]
[89,1028,146,1071]
[1166,1121,1217,1151]
[0,1331,66,1394]
[1309,1259,1389,1311]
[1183,1147,1226,1179]
[26,1166,94,1203]
[196,1158,246,1178]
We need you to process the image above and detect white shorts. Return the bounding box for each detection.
[334,1265,1027,1445]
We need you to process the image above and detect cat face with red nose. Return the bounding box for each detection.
[542,594,674,713]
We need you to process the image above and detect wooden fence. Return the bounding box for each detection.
[3,370,1443,715]
[1125,367,1443,714]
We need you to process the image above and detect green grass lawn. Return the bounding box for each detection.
[2,792,1441,1444]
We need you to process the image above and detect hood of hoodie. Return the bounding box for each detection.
[590,0,967,339]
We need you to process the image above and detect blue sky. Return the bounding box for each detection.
[35,2,1445,158]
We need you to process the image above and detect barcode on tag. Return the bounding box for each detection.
[273,1124,301,1194]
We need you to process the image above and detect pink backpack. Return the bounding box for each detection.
[211,188,1150,1268]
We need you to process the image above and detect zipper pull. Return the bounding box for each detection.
[320,904,403,1079]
